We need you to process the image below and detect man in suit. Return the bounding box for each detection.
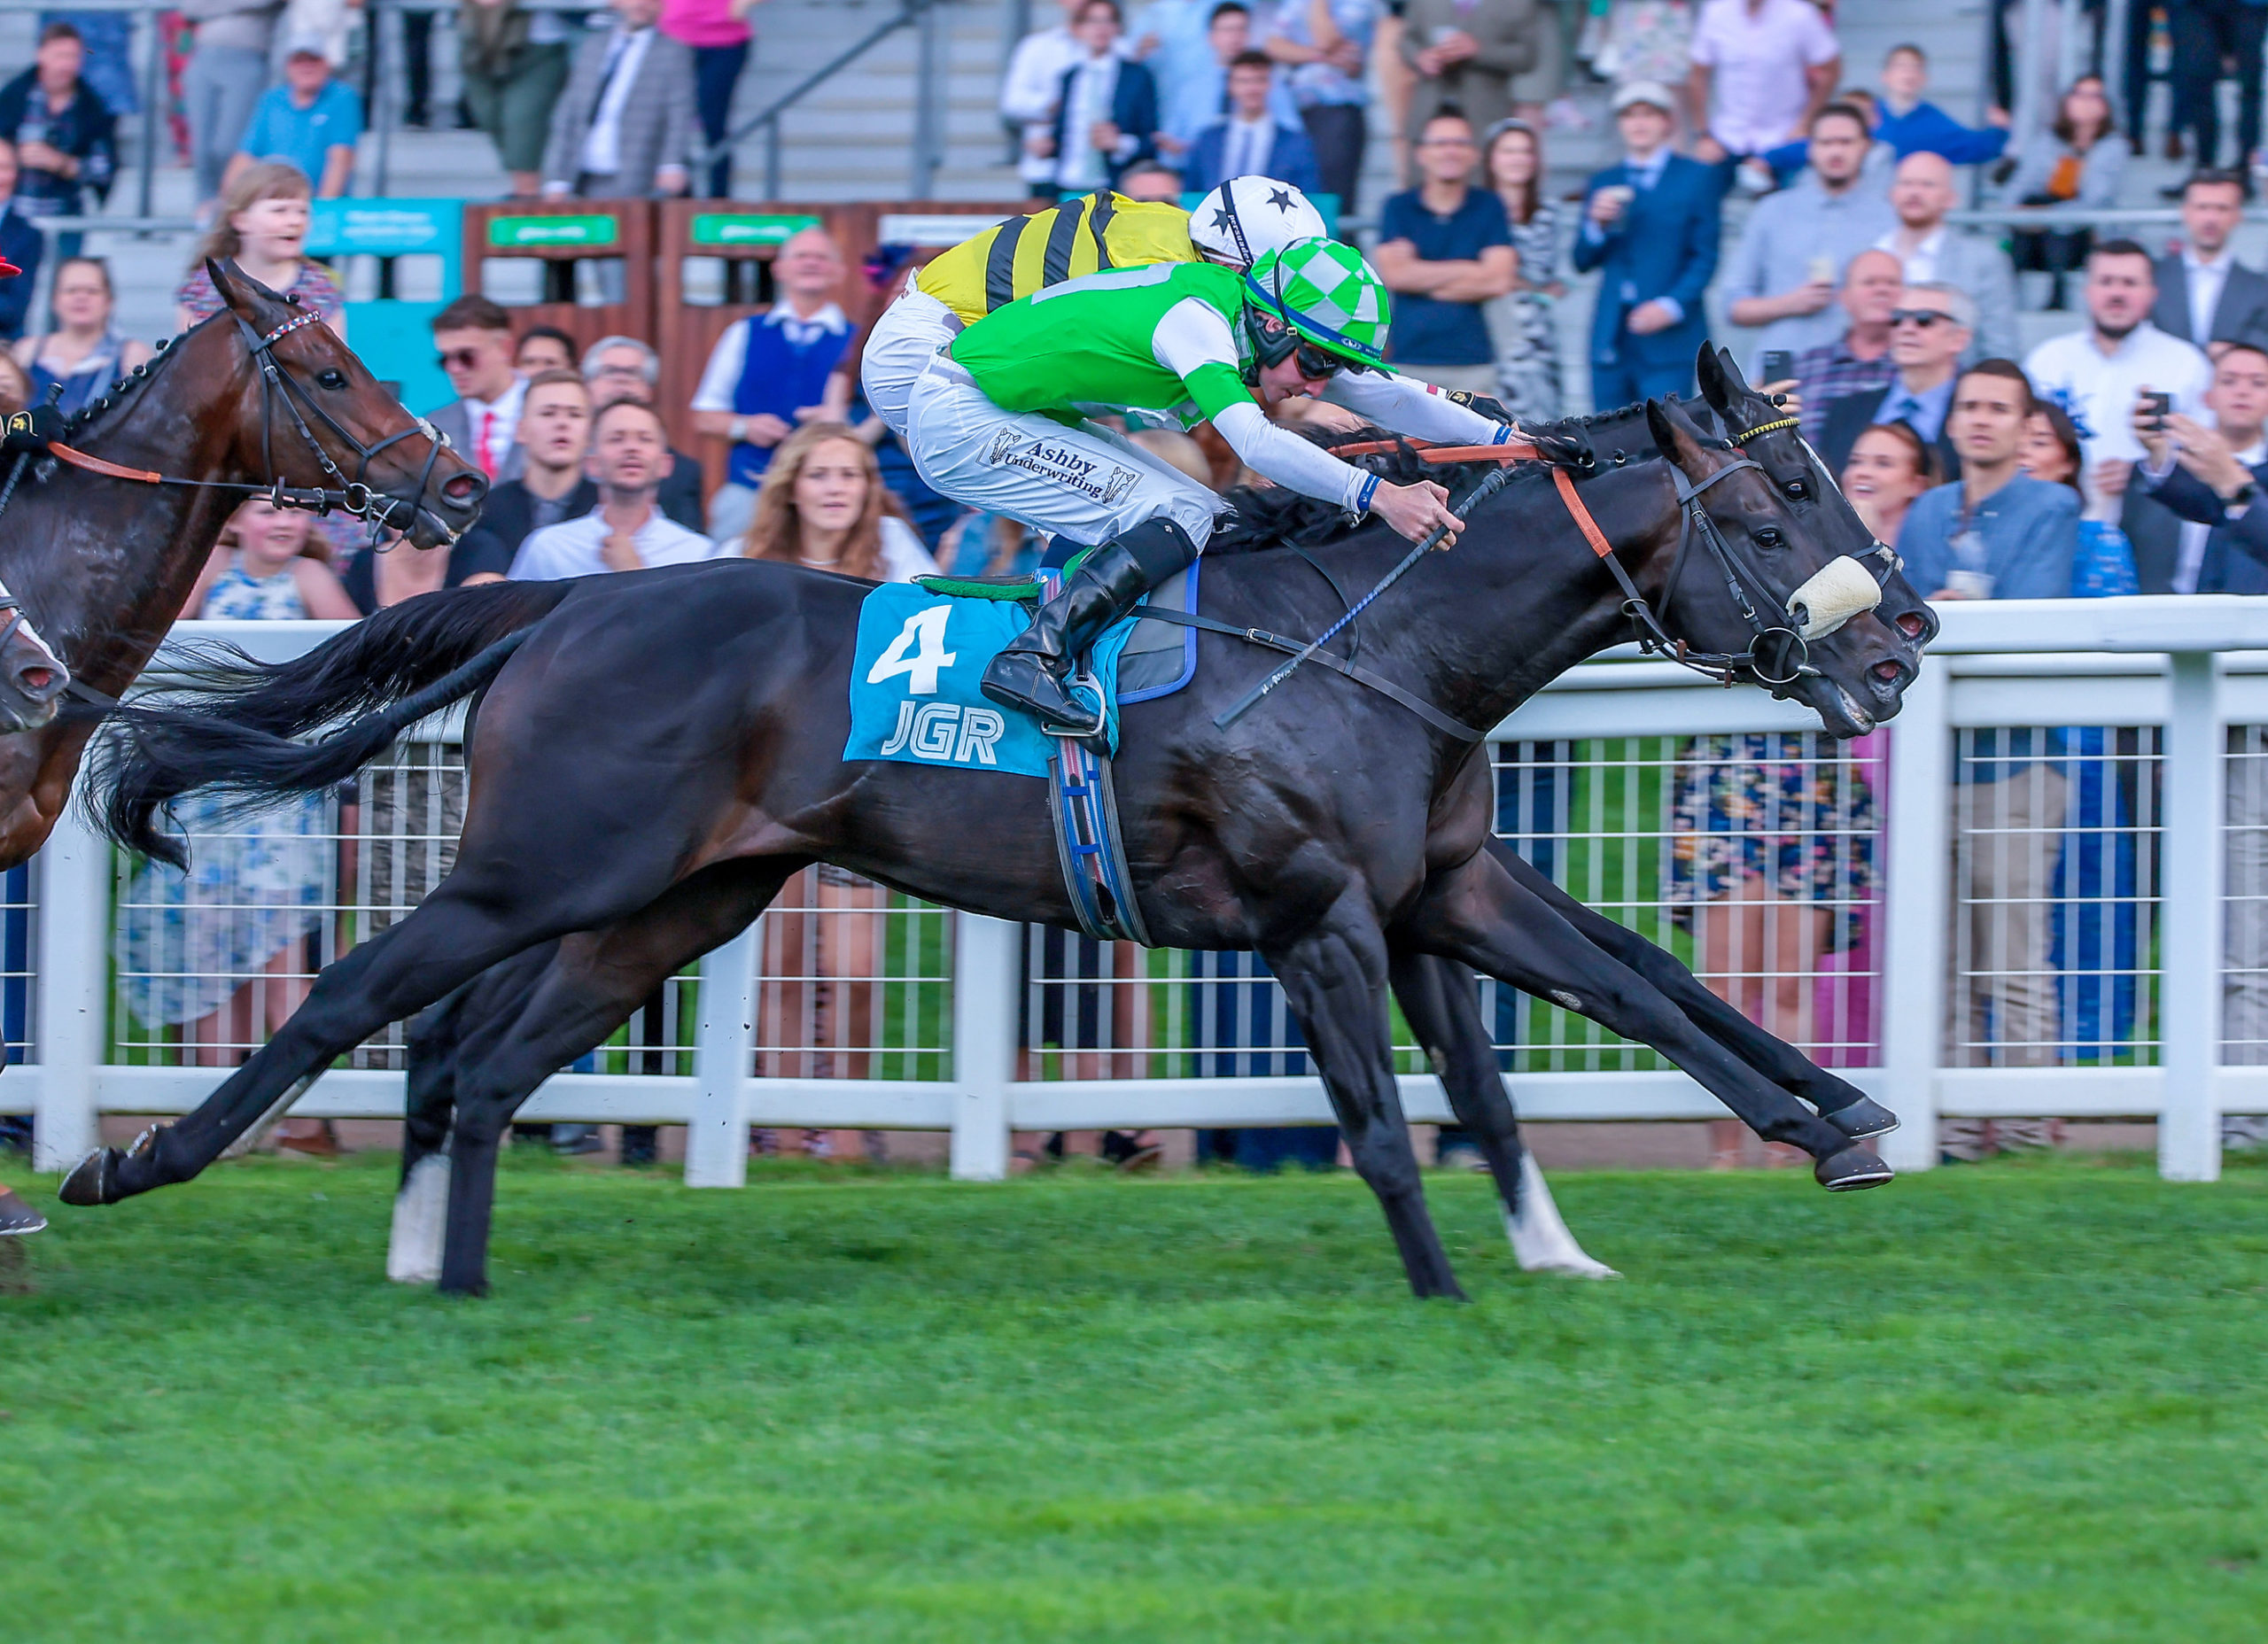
[540,0,695,198]
[1181,49,1320,196]
[1044,0,1160,192]
[425,294,525,485]
[2123,341,2268,593]
[2150,171,2268,357]
[1572,81,1720,406]
[1821,280,1973,478]
[1876,151,2019,361]
[453,369,597,580]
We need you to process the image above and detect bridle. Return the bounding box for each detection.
[0,297,470,715]
[1,299,463,552]
[1335,407,1906,694]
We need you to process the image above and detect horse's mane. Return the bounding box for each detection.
[52,311,218,444]
[1206,401,1663,556]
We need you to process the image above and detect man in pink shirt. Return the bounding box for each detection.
[1687,0,1839,185]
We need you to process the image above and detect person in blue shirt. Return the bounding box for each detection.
[1875,43,2010,164]
[227,35,362,199]
[1372,108,1515,393]
[1898,360,2079,601]
[1573,81,1720,407]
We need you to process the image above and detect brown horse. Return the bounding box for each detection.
[0,260,485,870]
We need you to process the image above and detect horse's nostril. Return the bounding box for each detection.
[1895,612,1926,640]
[1873,661,1904,683]
[441,473,484,505]
[19,667,56,694]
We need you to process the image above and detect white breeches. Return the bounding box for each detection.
[860,288,959,438]
[905,355,1223,551]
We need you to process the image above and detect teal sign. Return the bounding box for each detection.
[307,198,465,417]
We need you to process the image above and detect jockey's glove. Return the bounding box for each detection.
[0,402,65,455]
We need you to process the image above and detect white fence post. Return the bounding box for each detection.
[32,800,106,1172]
[683,926,759,1188]
[1878,659,1951,1173]
[949,913,1017,1181]
[2158,650,2224,1181]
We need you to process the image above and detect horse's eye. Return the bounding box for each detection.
[318,369,348,390]
[1753,526,1784,549]
[1784,479,1809,500]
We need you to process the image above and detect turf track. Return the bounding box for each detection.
[4,1150,2264,1640]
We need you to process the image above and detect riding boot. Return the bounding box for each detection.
[982,517,1200,732]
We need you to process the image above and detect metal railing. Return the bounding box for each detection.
[13,600,2268,1185]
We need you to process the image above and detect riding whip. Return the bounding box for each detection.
[1215,462,1517,731]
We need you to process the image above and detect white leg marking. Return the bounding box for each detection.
[386,1151,451,1285]
[1506,1151,1620,1279]
[219,1073,322,1160]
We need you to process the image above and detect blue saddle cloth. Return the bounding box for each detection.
[843,564,1201,779]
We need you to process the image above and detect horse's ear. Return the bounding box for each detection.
[1696,344,1730,412]
[1714,345,1755,400]
[1646,394,1712,469]
[206,258,250,316]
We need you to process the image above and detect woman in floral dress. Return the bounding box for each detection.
[1480,119,1563,419]
[1664,733,1879,1167]
[118,500,357,1150]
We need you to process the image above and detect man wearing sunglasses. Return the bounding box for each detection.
[425,294,526,485]
[1820,281,1973,477]
[906,237,1520,731]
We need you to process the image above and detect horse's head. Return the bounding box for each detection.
[1643,379,1917,740]
[206,260,487,547]
[1693,345,1937,716]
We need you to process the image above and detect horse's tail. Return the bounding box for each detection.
[92,580,575,867]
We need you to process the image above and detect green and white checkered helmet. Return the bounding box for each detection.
[1243,237,1390,371]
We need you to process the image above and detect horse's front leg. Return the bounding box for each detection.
[1388,950,1618,1278]
[1407,852,1890,1190]
[1264,898,1464,1301]
[1482,839,1897,1141]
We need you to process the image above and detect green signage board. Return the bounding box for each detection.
[688,213,823,248]
[486,213,621,249]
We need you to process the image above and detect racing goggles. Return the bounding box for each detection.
[1248,313,1351,382]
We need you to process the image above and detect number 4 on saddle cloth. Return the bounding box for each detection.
[843,565,1205,946]
[844,562,1203,778]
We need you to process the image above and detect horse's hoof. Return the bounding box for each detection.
[1815,1144,1894,1191]
[0,1184,46,1235]
[1821,1095,1899,1139]
[58,1146,118,1206]
[1532,1253,1622,1280]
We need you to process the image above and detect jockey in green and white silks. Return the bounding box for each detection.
[904,236,1522,733]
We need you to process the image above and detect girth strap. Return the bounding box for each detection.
[1135,604,1485,742]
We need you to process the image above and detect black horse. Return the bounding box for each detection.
[378,374,1923,1293]
[71,351,1933,1301]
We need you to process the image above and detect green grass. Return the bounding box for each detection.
[4,1151,2264,1641]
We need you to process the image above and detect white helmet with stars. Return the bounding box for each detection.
[1189,175,1329,270]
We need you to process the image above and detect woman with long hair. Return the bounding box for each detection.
[173,160,344,338]
[1840,421,1938,546]
[740,422,935,1161]
[2001,75,2124,310]
[734,420,937,581]
[13,256,151,416]
[1479,116,1563,419]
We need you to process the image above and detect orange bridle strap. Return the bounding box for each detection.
[1327,435,1613,560]
[45,441,162,485]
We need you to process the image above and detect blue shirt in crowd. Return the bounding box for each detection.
[1898,473,2079,600]
[236,79,362,186]
[1377,184,1510,368]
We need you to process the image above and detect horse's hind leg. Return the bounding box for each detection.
[387,945,560,1284]
[62,881,586,1208]
[432,859,802,1296]
[1266,899,1464,1301]
[1486,840,1896,1139]
[1389,950,1618,1279]
[1410,851,1889,1189]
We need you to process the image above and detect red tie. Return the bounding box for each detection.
[478,408,498,479]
